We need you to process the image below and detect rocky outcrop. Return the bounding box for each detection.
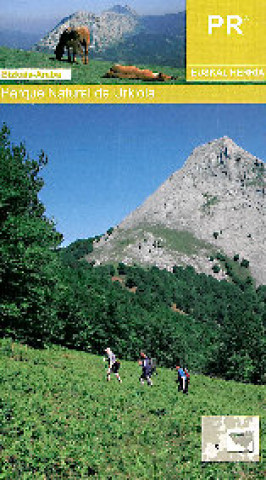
[88,137,265,284]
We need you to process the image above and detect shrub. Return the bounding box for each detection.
[117,263,127,275]
[241,258,250,268]
[212,264,220,274]
[216,252,226,262]
[126,278,137,288]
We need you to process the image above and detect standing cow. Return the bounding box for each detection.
[55,26,90,64]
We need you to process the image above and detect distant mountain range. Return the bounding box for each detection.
[0,29,41,51]
[86,137,265,285]
[20,5,186,67]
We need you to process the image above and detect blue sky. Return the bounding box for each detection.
[1,104,265,245]
[0,1,186,33]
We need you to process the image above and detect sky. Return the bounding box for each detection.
[0,0,186,33]
[0,104,265,246]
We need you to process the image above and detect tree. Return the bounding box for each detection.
[241,258,250,268]
[117,262,127,275]
[60,238,94,267]
[0,125,62,344]
[106,227,114,236]
[212,264,220,274]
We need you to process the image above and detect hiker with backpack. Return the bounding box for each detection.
[139,352,153,386]
[176,365,189,394]
[104,347,122,383]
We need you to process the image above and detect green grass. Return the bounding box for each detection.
[215,253,254,284]
[93,227,215,261]
[91,227,216,267]
[0,47,185,85]
[201,194,220,215]
[1,339,264,479]
[146,227,214,256]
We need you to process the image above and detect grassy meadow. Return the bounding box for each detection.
[0,339,264,479]
[0,48,184,85]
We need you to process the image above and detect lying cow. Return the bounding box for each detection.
[55,26,90,64]
[104,64,177,81]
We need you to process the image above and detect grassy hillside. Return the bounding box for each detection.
[0,340,264,479]
[0,47,184,85]
[91,227,215,258]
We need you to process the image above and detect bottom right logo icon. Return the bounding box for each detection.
[202,416,260,462]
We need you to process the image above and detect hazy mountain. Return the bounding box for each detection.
[0,29,41,50]
[105,5,138,16]
[87,137,265,285]
[140,12,186,37]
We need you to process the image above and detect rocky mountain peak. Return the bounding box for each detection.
[88,138,265,285]
[54,11,94,29]
[181,136,264,186]
[34,6,139,54]
[189,136,251,162]
[32,6,185,65]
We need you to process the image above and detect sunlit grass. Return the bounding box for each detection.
[0,339,264,479]
[0,47,185,85]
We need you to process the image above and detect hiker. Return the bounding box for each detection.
[139,352,153,386]
[176,365,188,394]
[104,348,122,383]
[184,367,190,389]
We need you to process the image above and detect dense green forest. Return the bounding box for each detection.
[0,125,265,385]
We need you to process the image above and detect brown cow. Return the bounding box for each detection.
[104,64,177,81]
[55,26,90,64]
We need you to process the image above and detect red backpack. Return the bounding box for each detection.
[184,369,190,383]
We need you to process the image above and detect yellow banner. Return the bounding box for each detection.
[187,0,266,82]
[0,85,265,104]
